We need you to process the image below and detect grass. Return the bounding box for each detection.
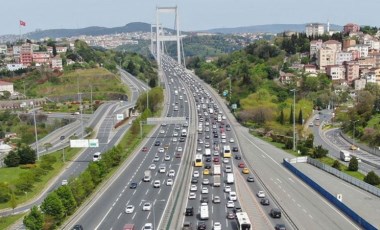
[0,213,25,230]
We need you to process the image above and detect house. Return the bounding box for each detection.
[336,51,353,65]
[0,44,7,54]
[363,71,377,84]
[323,40,342,52]
[310,39,323,57]
[304,64,317,76]
[344,61,360,84]
[32,52,50,65]
[343,39,356,51]
[0,80,14,95]
[6,63,25,71]
[343,23,360,34]
[326,65,346,82]
[51,57,63,70]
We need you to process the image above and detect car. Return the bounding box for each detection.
[205,157,211,162]
[189,192,196,199]
[164,155,171,161]
[185,207,194,216]
[204,163,212,169]
[158,148,164,153]
[205,135,210,139]
[221,139,226,143]
[225,165,232,173]
[350,145,358,150]
[172,137,178,142]
[227,210,235,219]
[161,123,167,126]
[224,185,231,193]
[142,223,153,230]
[200,196,209,203]
[257,191,266,198]
[142,147,148,152]
[260,198,270,205]
[179,137,186,142]
[177,146,183,152]
[235,154,241,160]
[213,157,219,163]
[190,184,198,191]
[166,178,173,186]
[213,222,222,230]
[223,158,229,164]
[275,224,286,230]
[173,131,178,136]
[153,156,160,162]
[61,179,68,185]
[203,169,210,175]
[142,202,152,211]
[193,171,200,178]
[153,180,160,188]
[270,208,282,218]
[125,204,135,213]
[232,147,239,152]
[229,191,237,201]
[197,221,207,230]
[202,178,210,185]
[233,206,242,213]
[159,165,166,173]
[129,182,138,189]
[238,162,245,168]
[197,146,202,152]
[201,187,209,194]
[164,144,170,149]
[229,138,235,143]
[247,176,255,182]
[205,142,210,148]
[213,195,221,203]
[191,177,198,184]
[226,200,235,208]
[155,140,161,146]
[242,167,249,174]
[149,164,156,170]
[72,225,84,230]
[168,169,175,177]
[175,152,182,158]
[160,129,165,134]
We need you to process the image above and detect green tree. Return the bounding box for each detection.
[298,109,303,125]
[23,206,44,230]
[310,145,328,158]
[364,171,380,185]
[4,150,20,167]
[40,192,64,221]
[18,145,37,164]
[56,185,77,216]
[332,160,342,171]
[10,190,17,212]
[278,109,285,125]
[348,157,359,171]
[289,106,294,124]
[69,179,86,204]
[0,182,10,203]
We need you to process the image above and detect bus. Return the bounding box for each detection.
[223,145,232,158]
[194,154,203,167]
[236,212,251,230]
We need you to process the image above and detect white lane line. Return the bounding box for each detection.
[303,209,307,213]
[117,212,122,219]
[288,177,295,183]
[132,213,136,220]
[94,207,113,230]
[297,203,301,207]
[309,214,313,219]
[147,212,151,219]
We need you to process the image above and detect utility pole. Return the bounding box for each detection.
[352,120,359,154]
[290,89,297,151]
[31,101,39,160]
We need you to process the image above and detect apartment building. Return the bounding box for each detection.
[336,51,353,65]
[317,47,336,70]
[0,81,14,94]
[32,52,50,65]
[343,23,360,34]
[305,23,325,37]
[323,40,342,52]
[326,65,346,81]
[344,61,360,84]
[20,43,32,66]
[51,57,63,70]
[310,39,323,57]
[0,44,7,54]
[354,78,367,90]
[304,64,317,76]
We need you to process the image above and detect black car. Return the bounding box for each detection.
[179,137,186,142]
[204,163,212,169]
[200,196,209,203]
[191,177,198,184]
[275,224,286,230]
[270,208,282,218]
[232,147,239,152]
[185,207,193,216]
[247,176,255,182]
[197,221,207,230]
[235,154,241,160]
[72,225,83,230]
[233,206,242,213]
[260,198,270,205]
[154,141,161,146]
[205,157,212,162]
[129,182,138,189]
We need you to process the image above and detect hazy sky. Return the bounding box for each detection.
[1,0,380,35]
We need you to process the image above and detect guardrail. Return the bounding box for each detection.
[283,158,377,230]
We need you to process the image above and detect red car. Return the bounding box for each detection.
[238,162,245,168]
[175,153,182,158]
[142,147,148,152]
[213,157,219,163]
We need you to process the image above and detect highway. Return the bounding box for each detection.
[64,63,193,229]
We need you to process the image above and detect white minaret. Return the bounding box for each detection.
[327,20,330,33]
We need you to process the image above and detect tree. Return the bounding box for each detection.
[310,145,328,158]
[348,157,359,171]
[56,185,77,216]
[52,44,57,57]
[364,171,380,185]
[23,206,44,230]
[0,182,10,203]
[18,145,37,164]
[289,106,294,124]
[40,192,65,221]
[298,109,303,125]
[4,151,20,167]
[332,160,342,171]
[9,190,17,212]
[278,109,285,125]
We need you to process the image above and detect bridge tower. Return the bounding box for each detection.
[153,6,182,66]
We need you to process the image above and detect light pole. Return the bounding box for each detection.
[229,74,232,103]
[31,101,39,160]
[290,89,297,151]
[352,120,359,153]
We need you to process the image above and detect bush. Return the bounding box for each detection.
[348,157,359,171]
[20,164,37,169]
[310,145,328,158]
[332,160,341,171]
[364,171,380,185]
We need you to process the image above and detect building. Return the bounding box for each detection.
[6,63,25,71]
[323,40,342,52]
[0,80,14,94]
[364,71,377,84]
[305,23,325,37]
[343,23,360,34]
[317,47,336,70]
[51,57,63,70]
[32,52,50,65]
[343,39,356,51]
[344,61,360,84]
[310,39,323,57]
[304,64,317,76]
[326,65,346,82]
[336,51,352,65]
[20,43,32,66]
[0,44,7,54]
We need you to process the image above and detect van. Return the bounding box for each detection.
[226,173,234,184]
[93,152,101,161]
[270,208,282,218]
[143,170,152,182]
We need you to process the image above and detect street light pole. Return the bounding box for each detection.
[352,120,359,154]
[290,89,297,151]
[31,101,39,160]
[229,75,232,103]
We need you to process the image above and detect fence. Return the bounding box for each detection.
[283,158,377,230]
[307,157,380,197]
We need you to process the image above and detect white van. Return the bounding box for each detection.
[226,173,234,184]
[93,152,101,161]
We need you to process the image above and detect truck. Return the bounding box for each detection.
[181,129,187,137]
[226,173,234,184]
[340,150,351,162]
[174,90,178,95]
[213,165,221,175]
[200,203,209,220]
[209,108,214,114]
[213,175,221,187]
[204,148,211,156]
[143,170,151,182]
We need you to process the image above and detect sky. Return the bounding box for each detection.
[1,0,380,35]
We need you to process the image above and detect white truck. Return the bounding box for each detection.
[200,204,209,220]
[226,173,234,184]
[213,165,221,175]
[340,150,351,162]
[213,175,221,187]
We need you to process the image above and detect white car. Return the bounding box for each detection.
[142,202,152,211]
[160,130,165,134]
[213,196,221,203]
[229,191,237,201]
[225,165,232,173]
[153,180,161,188]
[158,148,164,153]
[223,158,229,164]
[201,187,209,194]
[164,155,171,161]
[190,184,198,191]
[159,165,166,173]
[213,222,222,230]
[202,178,210,185]
[61,179,68,185]
[177,147,183,152]
[189,192,196,199]
[226,200,235,208]
[222,115,226,120]
[229,138,235,143]
[173,132,178,137]
[172,137,178,142]
[224,185,231,193]
[221,139,226,143]
[168,169,175,177]
[166,178,173,186]
[125,204,135,213]
[257,191,266,198]
[205,142,210,148]
[193,171,200,178]
[153,156,160,162]
[149,164,156,170]
[198,139,204,144]
[142,223,153,230]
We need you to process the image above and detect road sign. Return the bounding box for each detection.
[232,104,237,110]
[70,139,89,148]
[89,139,99,148]
[116,114,124,121]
